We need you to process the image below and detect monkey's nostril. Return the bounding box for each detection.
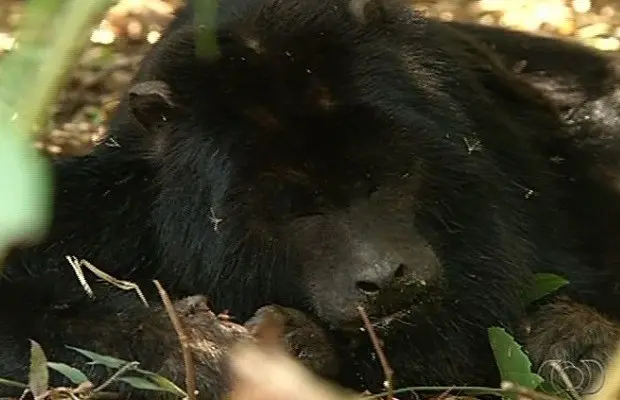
[394,264,405,279]
[356,281,381,295]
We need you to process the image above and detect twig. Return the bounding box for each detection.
[93,361,139,393]
[357,306,394,400]
[153,280,197,400]
[501,381,567,400]
[66,256,149,307]
[370,383,565,400]
[435,386,456,400]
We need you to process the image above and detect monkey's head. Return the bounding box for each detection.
[122,0,541,333]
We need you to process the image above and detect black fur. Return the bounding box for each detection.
[452,21,620,191]
[449,20,620,303]
[2,1,620,399]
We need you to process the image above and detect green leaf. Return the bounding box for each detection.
[0,129,52,264]
[47,362,89,384]
[0,377,28,389]
[488,327,544,396]
[195,0,220,59]
[28,340,49,397]
[117,376,182,394]
[135,369,187,396]
[0,0,121,271]
[66,346,130,369]
[523,273,569,305]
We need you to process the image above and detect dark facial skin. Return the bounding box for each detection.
[285,174,443,328]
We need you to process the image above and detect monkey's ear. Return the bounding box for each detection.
[128,80,177,133]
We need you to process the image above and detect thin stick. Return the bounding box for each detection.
[370,383,564,400]
[435,386,455,400]
[357,306,394,400]
[94,361,139,393]
[501,381,567,400]
[154,280,197,400]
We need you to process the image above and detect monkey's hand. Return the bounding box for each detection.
[244,305,340,379]
[143,295,254,400]
[522,297,620,396]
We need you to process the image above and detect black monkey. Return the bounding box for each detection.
[443,22,620,392]
[450,21,620,191]
[2,0,620,399]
